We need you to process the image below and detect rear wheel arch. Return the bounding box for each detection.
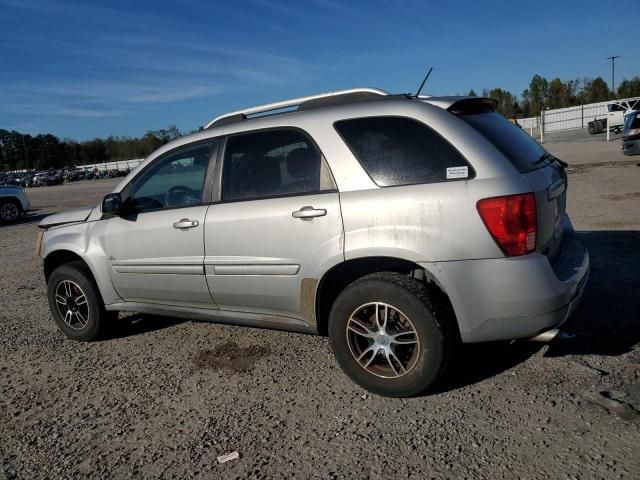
[315,256,459,340]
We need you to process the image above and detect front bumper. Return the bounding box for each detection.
[622,138,640,156]
[421,234,590,343]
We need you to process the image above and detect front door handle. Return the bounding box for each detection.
[292,206,327,220]
[173,218,199,230]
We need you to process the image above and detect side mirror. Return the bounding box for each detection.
[102,193,123,215]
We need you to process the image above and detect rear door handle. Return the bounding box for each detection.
[292,206,327,220]
[173,218,199,230]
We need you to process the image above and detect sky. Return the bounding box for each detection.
[1,0,639,140]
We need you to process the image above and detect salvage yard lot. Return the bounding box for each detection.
[1,140,639,479]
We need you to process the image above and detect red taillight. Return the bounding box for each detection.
[476,193,537,257]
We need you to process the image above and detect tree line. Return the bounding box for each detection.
[0,125,189,172]
[469,74,640,118]
[2,74,640,172]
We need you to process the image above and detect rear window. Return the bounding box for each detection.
[459,112,547,173]
[334,116,471,187]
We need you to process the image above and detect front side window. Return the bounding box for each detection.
[130,142,213,212]
[221,129,335,202]
[334,116,470,187]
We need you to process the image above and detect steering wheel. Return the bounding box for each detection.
[165,185,197,207]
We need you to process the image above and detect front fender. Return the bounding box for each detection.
[41,221,121,305]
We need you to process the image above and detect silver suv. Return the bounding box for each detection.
[37,88,589,397]
[0,185,30,223]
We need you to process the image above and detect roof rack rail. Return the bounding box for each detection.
[205,87,389,129]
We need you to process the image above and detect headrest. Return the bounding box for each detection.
[286,148,316,179]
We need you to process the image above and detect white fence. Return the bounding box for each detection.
[542,100,611,132]
[517,96,640,139]
[75,158,144,172]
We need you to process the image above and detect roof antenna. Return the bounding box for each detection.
[414,67,433,97]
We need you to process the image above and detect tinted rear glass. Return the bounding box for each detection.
[334,116,471,187]
[459,112,546,173]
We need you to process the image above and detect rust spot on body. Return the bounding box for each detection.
[300,277,318,324]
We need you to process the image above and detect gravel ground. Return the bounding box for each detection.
[1,142,639,479]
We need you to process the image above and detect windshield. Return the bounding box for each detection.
[458,112,547,173]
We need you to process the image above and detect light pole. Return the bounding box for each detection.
[607,55,620,97]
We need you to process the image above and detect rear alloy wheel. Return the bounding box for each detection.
[346,302,420,378]
[0,200,20,222]
[329,272,454,397]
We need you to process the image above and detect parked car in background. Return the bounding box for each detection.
[588,97,640,135]
[621,110,640,156]
[37,88,589,397]
[1,173,28,188]
[0,184,30,223]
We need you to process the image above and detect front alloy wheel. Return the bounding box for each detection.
[47,260,114,341]
[54,280,90,330]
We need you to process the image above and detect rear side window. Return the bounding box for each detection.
[221,129,336,202]
[459,112,546,173]
[334,116,471,187]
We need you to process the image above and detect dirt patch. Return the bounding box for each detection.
[193,341,271,373]
[602,192,640,201]
[565,159,639,175]
[585,391,640,425]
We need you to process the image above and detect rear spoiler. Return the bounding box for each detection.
[447,97,498,114]
[420,96,498,114]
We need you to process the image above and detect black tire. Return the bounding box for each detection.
[0,198,21,223]
[587,122,597,135]
[595,120,604,134]
[47,260,113,341]
[328,272,454,397]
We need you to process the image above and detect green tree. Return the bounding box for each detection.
[582,77,612,103]
[617,76,640,98]
[468,89,477,96]
[522,74,549,114]
[487,88,517,117]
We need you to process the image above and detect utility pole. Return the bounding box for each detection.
[607,55,620,97]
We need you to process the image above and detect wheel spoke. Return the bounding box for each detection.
[64,310,73,326]
[75,295,87,306]
[347,318,376,338]
[385,349,406,377]
[357,346,378,368]
[391,331,418,345]
[374,303,388,331]
[63,281,72,298]
[55,294,67,306]
[75,311,88,327]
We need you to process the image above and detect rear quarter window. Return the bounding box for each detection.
[459,112,547,173]
[334,116,472,187]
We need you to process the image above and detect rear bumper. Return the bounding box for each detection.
[421,234,590,343]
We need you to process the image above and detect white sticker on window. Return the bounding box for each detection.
[446,166,468,179]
